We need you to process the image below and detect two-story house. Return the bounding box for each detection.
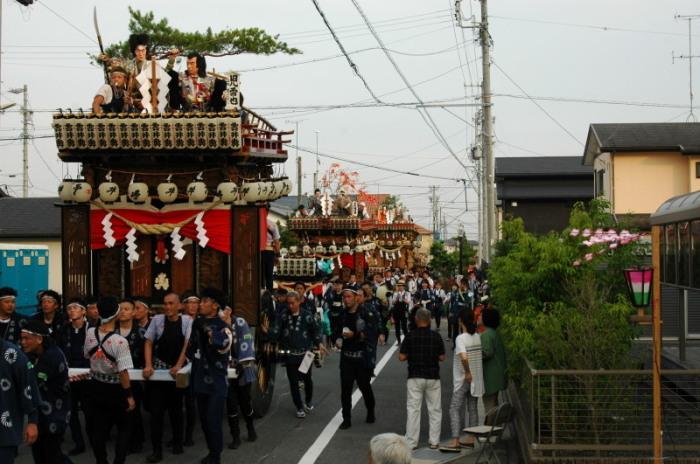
[582,123,700,227]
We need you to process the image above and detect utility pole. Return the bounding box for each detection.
[431,186,439,240]
[479,0,495,260]
[471,110,484,262]
[10,85,29,198]
[673,15,700,122]
[285,119,307,205]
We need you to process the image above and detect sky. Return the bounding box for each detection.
[0,0,698,241]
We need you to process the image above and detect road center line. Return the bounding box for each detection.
[298,340,400,464]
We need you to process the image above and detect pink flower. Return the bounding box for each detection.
[609,242,618,249]
[595,228,603,235]
[582,229,591,237]
[584,253,594,261]
[582,240,592,247]
[573,260,581,267]
[570,229,580,237]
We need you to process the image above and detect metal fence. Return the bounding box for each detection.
[525,361,700,461]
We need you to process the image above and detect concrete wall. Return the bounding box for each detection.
[612,151,689,215]
[0,238,62,292]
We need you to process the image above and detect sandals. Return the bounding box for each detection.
[439,445,461,453]
[459,440,475,448]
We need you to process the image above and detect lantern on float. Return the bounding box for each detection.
[216,182,238,203]
[58,180,75,202]
[72,181,93,203]
[157,175,178,203]
[187,172,207,203]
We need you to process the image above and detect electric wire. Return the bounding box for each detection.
[492,60,584,146]
[310,0,383,103]
[286,143,465,182]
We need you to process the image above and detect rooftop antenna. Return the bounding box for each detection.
[673,14,700,122]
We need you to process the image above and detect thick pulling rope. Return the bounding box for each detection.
[91,199,223,235]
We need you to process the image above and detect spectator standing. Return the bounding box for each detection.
[441,308,484,452]
[479,309,508,413]
[399,308,445,450]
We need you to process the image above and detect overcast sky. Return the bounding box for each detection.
[0,0,698,240]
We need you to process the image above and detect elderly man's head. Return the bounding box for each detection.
[368,433,411,464]
[414,307,431,328]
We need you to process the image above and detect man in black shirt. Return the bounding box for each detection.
[56,297,90,456]
[143,293,192,462]
[0,287,25,345]
[335,286,378,430]
[399,308,445,450]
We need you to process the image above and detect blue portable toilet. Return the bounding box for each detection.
[0,244,49,316]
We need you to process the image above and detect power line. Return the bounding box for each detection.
[286,143,466,182]
[37,1,98,46]
[237,41,472,73]
[494,93,688,109]
[310,0,383,103]
[490,14,700,38]
[492,60,584,146]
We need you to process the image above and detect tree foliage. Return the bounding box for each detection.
[490,200,645,378]
[429,239,476,278]
[103,8,301,60]
[380,194,402,209]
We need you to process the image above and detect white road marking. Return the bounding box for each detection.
[297,340,400,464]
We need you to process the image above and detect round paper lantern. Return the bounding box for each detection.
[279,248,289,258]
[241,182,264,203]
[282,179,293,196]
[157,182,178,203]
[187,181,208,203]
[289,245,298,255]
[342,245,351,254]
[216,182,238,203]
[315,244,325,254]
[58,181,74,202]
[127,182,149,203]
[266,182,279,201]
[98,182,119,203]
[328,242,338,254]
[72,181,93,203]
[302,244,312,256]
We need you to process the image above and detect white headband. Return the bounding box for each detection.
[0,295,16,301]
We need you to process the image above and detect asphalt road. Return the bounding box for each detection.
[16,323,468,464]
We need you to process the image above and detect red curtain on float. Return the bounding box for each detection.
[90,207,270,255]
[340,253,366,269]
[90,208,232,254]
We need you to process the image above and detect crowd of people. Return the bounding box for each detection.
[0,263,503,464]
[0,287,255,464]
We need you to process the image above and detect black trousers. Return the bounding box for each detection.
[128,382,144,449]
[448,315,459,340]
[261,250,276,291]
[85,380,131,464]
[148,382,184,452]
[340,357,375,421]
[433,304,442,329]
[184,389,197,442]
[227,381,253,434]
[31,427,68,464]
[285,361,313,410]
[392,311,408,342]
[0,447,17,464]
[68,380,89,449]
[197,393,225,464]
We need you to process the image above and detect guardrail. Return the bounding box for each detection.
[525,359,700,461]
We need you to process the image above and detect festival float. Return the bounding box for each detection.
[53,51,289,414]
[280,164,424,288]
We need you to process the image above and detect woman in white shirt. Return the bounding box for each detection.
[441,308,484,452]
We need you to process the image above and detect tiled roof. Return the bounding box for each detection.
[583,123,700,165]
[0,197,61,238]
[496,156,592,177]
